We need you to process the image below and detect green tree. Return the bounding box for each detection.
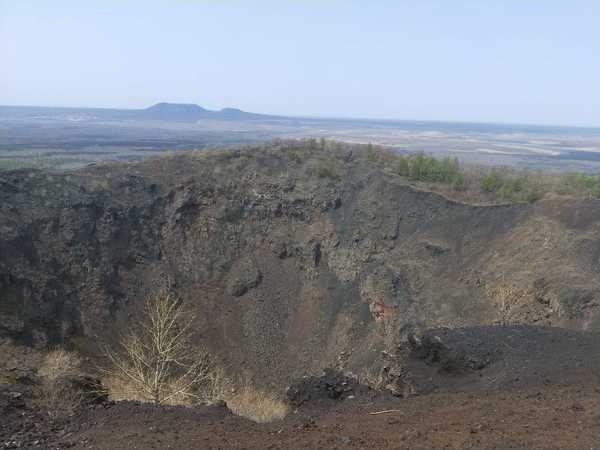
[395,156,410,177]
[480,170,503,193]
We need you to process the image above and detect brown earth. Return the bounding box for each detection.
[3,325,600,448]
[4,377,600,449]
[67,385,600,449]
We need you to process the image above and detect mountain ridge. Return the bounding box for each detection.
[0,102,280,122]
[140,102,272,121]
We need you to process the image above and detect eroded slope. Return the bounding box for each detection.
[1,142,600,386]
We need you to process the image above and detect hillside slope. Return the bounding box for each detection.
[1,141,600,386]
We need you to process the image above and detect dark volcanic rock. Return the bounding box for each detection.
[226,259,262,297]
[286,368,368,407]
[392,325,600,395]
[2,142,600,389]
[408,332,489,373]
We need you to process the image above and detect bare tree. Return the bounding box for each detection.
[104,289,219,405]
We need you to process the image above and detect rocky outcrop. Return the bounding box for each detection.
[286,368,367,407]
[1,142,600,388]
[226,259,262,297]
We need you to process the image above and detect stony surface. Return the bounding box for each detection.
[63,384,600,449]
[4,325,600,448]
[2,142,600,389]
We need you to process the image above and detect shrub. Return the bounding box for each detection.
[357,366,384,389]
[366,143,378,162]
[390,153,464,184]
[35,349,83,421]
[525,188,543,203]
[226,384,289,423]
[314,162,339,179]
[289,150,303,164]
[103,288,225,405]
[394,156,410,177]
[102,365,227,406]
[356,145,600,203]
[36,378,83,422]
[562,173,600,198]
[480,170,504,193]
[38,349,81,380]
[451,172,467,191]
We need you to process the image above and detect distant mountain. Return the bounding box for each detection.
[139,103,276,121]
[0,103,281,123]
[141,102,208,120]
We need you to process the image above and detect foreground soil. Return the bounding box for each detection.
[5,325,600,449]
[3,383,599,449]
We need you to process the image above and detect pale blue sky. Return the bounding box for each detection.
[1,0,599,126]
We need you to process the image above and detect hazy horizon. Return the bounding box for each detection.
[2,0,599,128]
[3,101,600,131]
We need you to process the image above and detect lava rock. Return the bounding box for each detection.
[286,368,367,407]
[226,260,262,297]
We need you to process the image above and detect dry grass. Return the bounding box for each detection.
[35,349,83,421]
[102,373,146,402]
[226,384,289,423]
[38,349,81,380]
[200,365,229,404]
[35,377,83,421]
[357,366,384,390]
[102,364,229,406]
[103,367,286,422]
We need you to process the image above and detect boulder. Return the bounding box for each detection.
[226,260,262,297]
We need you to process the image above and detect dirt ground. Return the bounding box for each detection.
[53,384,600,449]
[4,325,600,449]
[3,383,599,449]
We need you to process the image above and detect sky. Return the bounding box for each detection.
[1,0,599,127]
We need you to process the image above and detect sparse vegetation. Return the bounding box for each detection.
[314,161,339,179]
[226,384,289,423]
[0,156,80,170]
[358,144,600,203]
[38,348,81,380]
[0,159,46,170]
[103,288,225,406]
[35,349,83,421]
[366,142,377,161]
[357,366,384,390]
[392,153,464,185]
[210,139,600,204]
